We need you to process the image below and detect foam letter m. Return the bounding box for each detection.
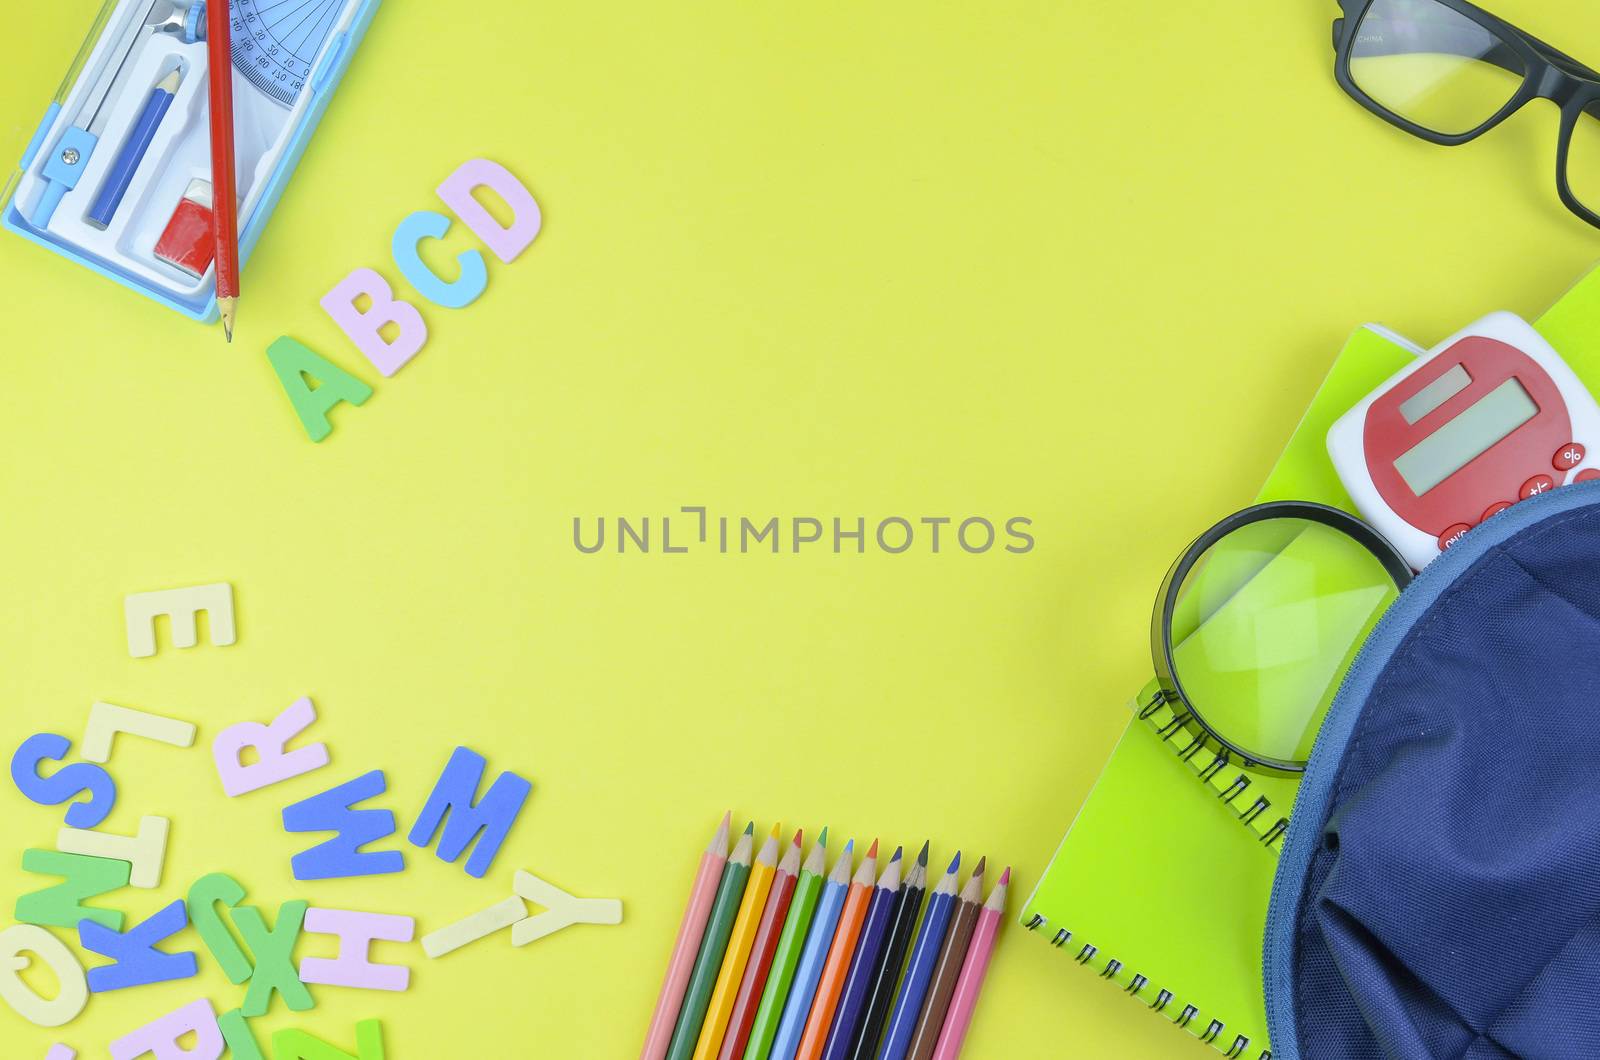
[406,747,531,878]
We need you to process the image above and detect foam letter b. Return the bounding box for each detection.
[320,269,428,377]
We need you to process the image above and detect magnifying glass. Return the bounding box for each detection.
[1150,501,1413,774]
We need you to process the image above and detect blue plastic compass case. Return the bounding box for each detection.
[1,0,381,322]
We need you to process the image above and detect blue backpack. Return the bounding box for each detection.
[1265,482,1600,1059]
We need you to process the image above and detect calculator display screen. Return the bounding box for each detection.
[1393,378,1538,495]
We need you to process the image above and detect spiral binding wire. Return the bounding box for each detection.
[1023,912,1271,1060]
[1137,690,1289,853]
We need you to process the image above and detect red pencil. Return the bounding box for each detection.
[717,829,803,1060]
[206,0,240,341]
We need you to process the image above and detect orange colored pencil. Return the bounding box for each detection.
[793,839,879,1060]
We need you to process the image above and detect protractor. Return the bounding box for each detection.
[230,0,342,107]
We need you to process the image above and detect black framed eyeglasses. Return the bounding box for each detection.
[1332,0,1600,230]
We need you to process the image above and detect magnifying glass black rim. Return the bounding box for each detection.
[1152,501,1414,774]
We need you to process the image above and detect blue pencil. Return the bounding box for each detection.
[875,852,961,1060]
[820,847,903,1060]
[769,839,854,1060]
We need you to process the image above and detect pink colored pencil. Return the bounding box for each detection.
[927,867,1008,1060]
[644,813,733,1060]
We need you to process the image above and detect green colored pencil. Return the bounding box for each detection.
[742,828,829,1060]
[667,822,756,1060]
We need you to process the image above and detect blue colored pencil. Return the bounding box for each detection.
[875,852,961,1060]
[820,847,903,1060]
[769,839,854,1060]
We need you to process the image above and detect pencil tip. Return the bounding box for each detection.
[866,839,879,858]
[889,846,903,863]
[843,838,855,853]
[818,827,829,846]
[768,823,781,839]
[946,851,962,874]
[999,867,1011,885]
[742,821,754,836]
[917,841,930,866]
[973,856,987,877]
[792,828,803,846]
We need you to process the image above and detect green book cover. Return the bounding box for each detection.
[1022,262,1600,1058]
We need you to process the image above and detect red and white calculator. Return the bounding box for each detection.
[1328,312,1600,570]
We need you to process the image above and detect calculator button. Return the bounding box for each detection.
[1555,443,1586,470]
[1577,469,1600,484]
[1438,524,1472,551]
[1482,502,1514,520]
[1521,475,1555,499]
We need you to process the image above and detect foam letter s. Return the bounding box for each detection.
[10,733,116,828]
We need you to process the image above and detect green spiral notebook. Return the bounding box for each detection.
[1021,263,1600,1059]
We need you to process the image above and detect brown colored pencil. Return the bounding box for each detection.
[904,857,986,1060]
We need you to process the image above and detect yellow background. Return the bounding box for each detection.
[2,1,1599,1055]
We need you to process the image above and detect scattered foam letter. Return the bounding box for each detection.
[298,909,413,992]
[270,1020,383,1060]
[407,746,531,878]
[11,733,116,828]
[125,583,235,657]
[392,211,487,310]
[420,895,525,959]
[187,873,252,983]
[109,998,222,1060]
[282,771,404,881]
[0,924,88,1027]
[16,849,129,930]
[236,900,313,1017]
[267,337,374,443]
[436,158,541,263]
[57,815,169,889]
[82,702,196,762]
[320,269,427,377]
[213,697,329,797]
[509,871,623,946]
[80,899,197,992]
[218,1009,266,1060]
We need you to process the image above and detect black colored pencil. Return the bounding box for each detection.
[845,840,930,1060]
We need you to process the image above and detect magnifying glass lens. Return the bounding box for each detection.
[1167,517,1402,765]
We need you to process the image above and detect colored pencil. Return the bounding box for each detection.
[694,825,783,1060]
[643,813,732,1060]
[205,0,240,341]
[769,839,854,1060]
[820,846,904,1060]
[876,852,962,1060]
[793,839,879,1060]
[718,829,803,1060]
[928,868,1009,1060]
[665,822,755,1060]
[904,858,986,1060]
[846,841,929,1060]
[743,829,829,1060]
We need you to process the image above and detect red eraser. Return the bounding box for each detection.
[154,179,216,278]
